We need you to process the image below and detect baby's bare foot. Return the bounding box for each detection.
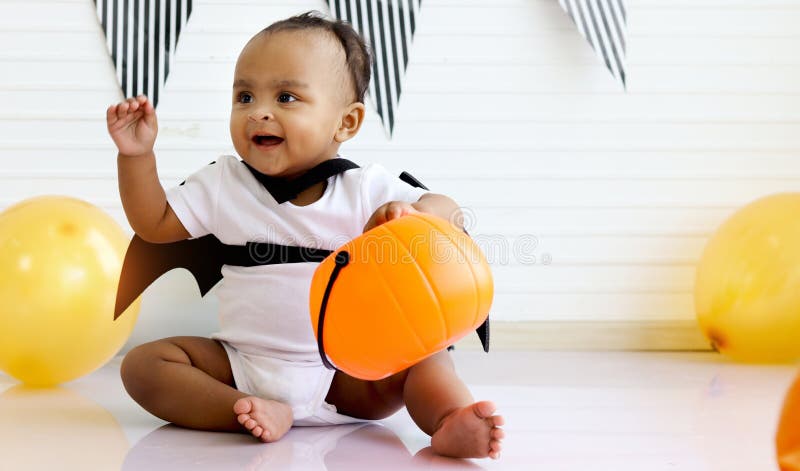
[431,401,504,460]
[233,396,293,443]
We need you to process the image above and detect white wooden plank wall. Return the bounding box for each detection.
[1,0,799,338]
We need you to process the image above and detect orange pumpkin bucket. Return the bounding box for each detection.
[309,213,493,381]
[778,372,800,470]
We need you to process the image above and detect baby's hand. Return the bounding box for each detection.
[363,201,419,233]
[106,95,158,158]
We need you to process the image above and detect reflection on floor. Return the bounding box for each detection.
[0,350,796,470]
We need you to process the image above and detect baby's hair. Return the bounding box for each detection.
[262,11,371,104]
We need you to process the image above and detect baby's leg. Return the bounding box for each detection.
[121,336,292,441]
[325,350,504,459]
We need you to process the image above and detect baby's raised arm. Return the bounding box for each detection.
[107,95,189,243]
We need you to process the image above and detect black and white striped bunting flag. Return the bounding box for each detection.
[94,0,193,107]
[559,0,626,88]
[326,0,421,137]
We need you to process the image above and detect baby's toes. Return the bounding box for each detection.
[233,398,254,415]
[243,417,257,430]
[490,439,502,452]
[489,439,502,459]
[490,415,505,427]
[491,428,505,440]
[474,401,496,419]
[251,426,263,437]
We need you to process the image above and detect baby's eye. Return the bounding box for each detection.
[237,92,254,104]
[277,93,297,103]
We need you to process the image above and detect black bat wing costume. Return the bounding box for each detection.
[113,158,490,357]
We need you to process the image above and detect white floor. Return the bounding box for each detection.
[1,350,796,471]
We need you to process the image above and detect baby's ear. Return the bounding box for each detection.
[335,102,365,143]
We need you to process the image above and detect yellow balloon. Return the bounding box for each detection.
[695,193,800,363]
[0,196,140,385]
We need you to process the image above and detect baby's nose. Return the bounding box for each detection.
[248,107,274,121]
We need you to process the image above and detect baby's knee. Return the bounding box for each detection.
[120,345,152,396]
[120,342,171,400]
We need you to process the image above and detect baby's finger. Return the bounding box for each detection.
[370,209,389,229]
[389,203,414,220]
[389,205,402,220]
[382,204,398,220]
[368,212,385,229]
[134,95,156,116]
[384,205,398,222]
[142,97,155,114]
[127,97,140,112]
[116,101,130,119]
[106,105,118,124]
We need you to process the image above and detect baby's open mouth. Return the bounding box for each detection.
[252,135,284,146]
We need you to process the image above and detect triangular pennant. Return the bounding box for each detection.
[94,0,193,107]
[327,0,421,138]
[559,0,627,88]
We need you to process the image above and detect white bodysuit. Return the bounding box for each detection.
[165,155,428,425]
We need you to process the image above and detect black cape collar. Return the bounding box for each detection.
[242,157,360,204]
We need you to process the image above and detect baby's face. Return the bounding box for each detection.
[230,30,353,178]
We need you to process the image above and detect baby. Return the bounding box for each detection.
[106,11,503,459]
